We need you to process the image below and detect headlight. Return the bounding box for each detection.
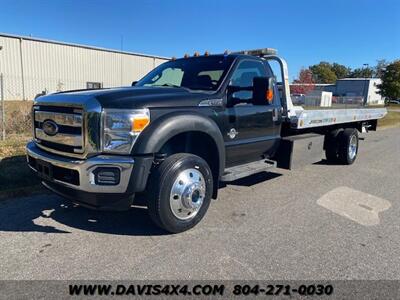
[102,108,150,154]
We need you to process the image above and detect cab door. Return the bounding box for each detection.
[224,59,282,167]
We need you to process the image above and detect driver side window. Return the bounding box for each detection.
[230,60,267,101]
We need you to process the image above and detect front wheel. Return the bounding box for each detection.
[147,153,213,233]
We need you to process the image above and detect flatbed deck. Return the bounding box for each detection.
[289,108,387,129]
[262,55,387,131]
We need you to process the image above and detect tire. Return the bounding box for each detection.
[147,153,213,233]
[337,128,359,165]
[324,131,340,163]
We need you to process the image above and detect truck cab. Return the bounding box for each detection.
[26,48,386,233]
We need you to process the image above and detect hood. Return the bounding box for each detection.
[38,86,212,109]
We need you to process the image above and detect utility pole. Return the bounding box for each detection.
[0,45,5,141]
[1,73,4,141]
[120,35,124,86]
[362,63,369,106]
[19,38,26,100]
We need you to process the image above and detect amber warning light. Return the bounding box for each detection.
[266,89,274,103]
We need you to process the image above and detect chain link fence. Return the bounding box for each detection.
[1,73,5,140]
[0,71,109,141]
[290,80,385,109]
[0,73,34,141]
[291,91,366,109]
[0,73,105,101]
[0,71,131,142]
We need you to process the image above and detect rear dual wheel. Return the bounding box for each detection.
[325,128,359,165]
[147,153,213,233]
[338,128,359,165]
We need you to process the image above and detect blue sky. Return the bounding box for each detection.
[1,0,399,80]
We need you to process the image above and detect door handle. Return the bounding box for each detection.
[272,107,279,122]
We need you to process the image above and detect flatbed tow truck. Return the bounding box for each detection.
[26,48,387,232]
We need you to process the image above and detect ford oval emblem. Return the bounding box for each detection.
[42,120,59,136]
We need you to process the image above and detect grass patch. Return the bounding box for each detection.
[0,101,44,198]
[2,100,34,135]
[0,135,45,199]
[387,103,400,108]
[0,135,31,157]
[378,111,400,129]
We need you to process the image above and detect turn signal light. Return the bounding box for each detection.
[266,89,274,103]
[132,116,150,132]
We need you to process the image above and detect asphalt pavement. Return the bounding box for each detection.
[0,127,399,280]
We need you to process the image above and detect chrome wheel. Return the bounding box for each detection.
[349,134,357,160]
[170,168,206,220]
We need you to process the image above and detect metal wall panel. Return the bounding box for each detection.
[0,35,168,100]
[0,36,24,100]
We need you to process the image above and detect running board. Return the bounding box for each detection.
[221,159,277,182]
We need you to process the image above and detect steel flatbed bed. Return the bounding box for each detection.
[289,107,387,129]
[260,53,387,131]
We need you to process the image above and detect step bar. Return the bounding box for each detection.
[221,159,276,182]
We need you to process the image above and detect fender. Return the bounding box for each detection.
[132,111,226,177]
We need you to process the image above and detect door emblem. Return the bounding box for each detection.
[227,128,238,139]
[42,120,59,136]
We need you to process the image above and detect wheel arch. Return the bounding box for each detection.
[132,112,226,195]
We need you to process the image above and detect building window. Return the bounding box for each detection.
[86,82,102,89]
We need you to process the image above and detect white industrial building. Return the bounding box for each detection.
[0,33,169,100]
[325,78,384,105]
[291,78,384,106]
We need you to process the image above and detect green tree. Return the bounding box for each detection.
[349,67,374,78]
[331,63,351,79]
[309,62,337,83]
[378,60,400,100]
[374,59,388,78]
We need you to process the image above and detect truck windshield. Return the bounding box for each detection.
[136,56,235,91]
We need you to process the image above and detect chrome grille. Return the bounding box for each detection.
[33,106,84,155]
[34,111,82,127]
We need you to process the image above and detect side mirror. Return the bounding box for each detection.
[253,77,274,105]
[131,81,137,86]
[226,85,249,107]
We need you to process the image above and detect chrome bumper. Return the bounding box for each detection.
[26,141,134,193]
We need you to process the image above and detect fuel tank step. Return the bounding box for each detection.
[220,159,277,182]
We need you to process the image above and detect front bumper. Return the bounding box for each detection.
[26,142,153,210]
[27,141,135,193]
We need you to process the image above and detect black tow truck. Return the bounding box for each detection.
[26,48,386,232]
